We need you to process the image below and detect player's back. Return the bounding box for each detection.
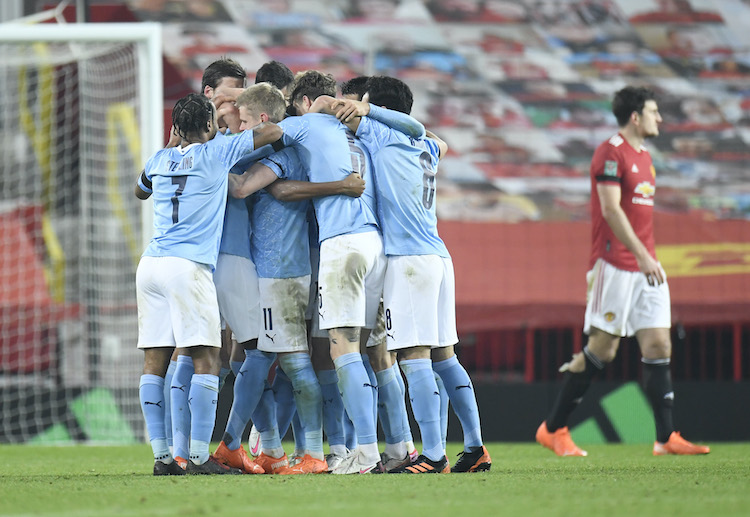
[143,131,256,269]
[280,113,378,242]
[357,116,449,258]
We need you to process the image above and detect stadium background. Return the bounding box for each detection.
[1,0,748,445]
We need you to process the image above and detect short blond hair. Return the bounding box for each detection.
[235,82,287,123]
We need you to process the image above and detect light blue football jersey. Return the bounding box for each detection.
[140,130,256,269]
[251,147,312,279]
[218,146,274,259]
[279,114,378,243]
[356,116,449,258]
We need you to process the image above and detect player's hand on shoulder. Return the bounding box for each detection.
[330,99,370,123]
[341,172,365,197]
[308,95,337,115]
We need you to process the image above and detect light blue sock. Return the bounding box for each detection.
[140,374,170,461]
[223,349,275,449]
[344,412,357,450]
[272,365,296,439]
[252,382,283,452]
[400,358,443,462]
[362,354,379,425]
[279,353,323,454]
[188,373,219,465]
[290,412,305,454]
[316,369,346,447]
[375,366,408,446]
[230,360,243,376]
[163,360,177,448]
[170,355,193,461]
[393,363,414,443]
[433,355,483,450]
[334,353,377,445]
[219,367,232,392]
[435,371,449,452]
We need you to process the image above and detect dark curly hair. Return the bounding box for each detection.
[340,76,370,99]
[172,93,214,140]
[288,70,337,105]
[365,76,413,115]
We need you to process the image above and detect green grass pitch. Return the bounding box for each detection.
[1,442,748,517]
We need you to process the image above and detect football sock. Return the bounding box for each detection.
[400,358,443,462]
[435,371,449,452]
[223,349,275,450]
[362,353,379,424]
[393,362,414,444]
[163,360,176,448]
[375,366,408,451]
[230,360,243,376]
[291,413,309,457]
[317,369,346,447]
[188,373,219,465]
[139,374,170,461]
[253,383,283,457]
[219,366,231,392]
[546,345,604,432]
[344,412,357,450]
[272,365,296,438]
[170,355,193,461]
[334,352,378,446]
[279,353,323,456]
[642,358,675,443]
[433,354,483,450]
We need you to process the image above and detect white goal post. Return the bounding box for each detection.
[0,22,162,443]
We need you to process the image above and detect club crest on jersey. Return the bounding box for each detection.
[604,160,618,177]
[604,312,616,322]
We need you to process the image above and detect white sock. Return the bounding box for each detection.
[384,441,407,460]
[359,442,380,464]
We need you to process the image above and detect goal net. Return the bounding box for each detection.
[0,23,162,443]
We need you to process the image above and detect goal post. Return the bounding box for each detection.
[0,22,162,443]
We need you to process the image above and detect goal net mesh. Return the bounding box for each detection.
[0,34,152,443]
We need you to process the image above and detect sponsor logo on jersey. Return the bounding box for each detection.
[631,164,639,173]
[633,181,655,205]
[604,160,618,177]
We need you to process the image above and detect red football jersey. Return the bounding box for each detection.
[589,133,657,272]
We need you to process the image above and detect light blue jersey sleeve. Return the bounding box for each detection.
[367,104,425,140]
[207,130,257,169]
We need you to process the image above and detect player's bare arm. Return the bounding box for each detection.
[251,121,284,149]
[597,182,664,285]
[228,162,280,199]
[425,129,448,159]
[266,172,365,202]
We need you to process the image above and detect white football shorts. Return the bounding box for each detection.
[257,275,310,353]
[136,256,221,349]
[214,252,260,343]
[317,230,386,330]
[383,254,458,351]
[584,258,671,337]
